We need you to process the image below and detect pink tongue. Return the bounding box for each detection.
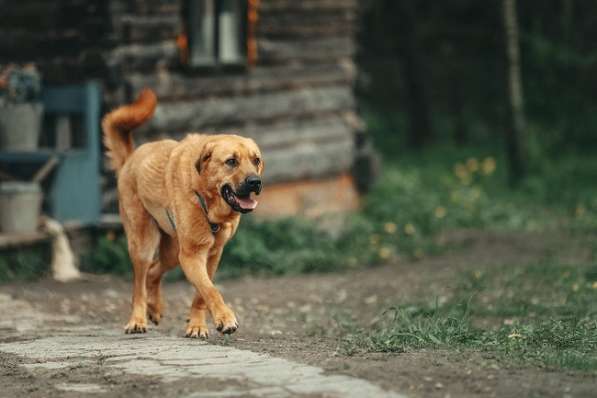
[237,196,258,210]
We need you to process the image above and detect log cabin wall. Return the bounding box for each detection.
[0,0,361,217]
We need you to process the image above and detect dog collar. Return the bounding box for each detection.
[194,191,220,234]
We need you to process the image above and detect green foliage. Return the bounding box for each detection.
[220,217,358,278]
[81,234,131,276]
[342,261,597,370]
[358,1,597,153]
[0,246,50,282]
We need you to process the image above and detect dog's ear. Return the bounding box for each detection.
[195,143,214,174]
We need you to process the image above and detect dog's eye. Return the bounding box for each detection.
[225,158,238,167]
[253,157,261,167]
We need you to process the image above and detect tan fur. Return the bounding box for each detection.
[102,89,263,336]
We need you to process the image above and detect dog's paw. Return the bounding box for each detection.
[124,317,147,334]
[146,305,162,326]
[185,323,209,339]
[213,307,239,335]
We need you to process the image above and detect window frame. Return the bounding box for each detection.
[182,0,249,72]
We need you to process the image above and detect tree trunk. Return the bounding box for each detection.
[561,0,574,44]
[451,70,468,146]
[395,0,433,149]
[502,0,527,184]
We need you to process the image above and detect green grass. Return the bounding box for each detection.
[342,261,597,371]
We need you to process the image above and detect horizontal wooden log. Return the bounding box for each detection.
[258,37,355,65]
[148,86,355,133]
[260,0,358,12]
[115,14,180,43]
[129,0,180,15]
[105,41,179,69]
[262,134,354,183]
[243,114,355,150]
[125,63,354,100]
[257,15,356,39]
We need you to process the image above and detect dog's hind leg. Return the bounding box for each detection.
[146,233,179,325]
[119,192,161,334]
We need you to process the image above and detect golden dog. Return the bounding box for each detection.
[102,89,263,338]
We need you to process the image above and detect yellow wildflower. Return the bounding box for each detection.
[592,281,597,289]
[473,270,482,279]
[369,234,380,246]
[481,157,496,175]
[434,206,446,219]
[508,332,522,339]
[378,246,392,260]
[454,163,469,182]
[466,158,479,173]
[404,223,416,236]
[572,283,580,292]
[384,222,397,234]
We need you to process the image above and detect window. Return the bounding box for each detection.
[183,0,248,68]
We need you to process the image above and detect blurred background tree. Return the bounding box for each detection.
[357,0,597,182]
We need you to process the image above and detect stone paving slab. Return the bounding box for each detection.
[0,330,406,398]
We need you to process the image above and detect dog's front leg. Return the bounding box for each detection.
[179,244,238,335]
[185,246,226,338]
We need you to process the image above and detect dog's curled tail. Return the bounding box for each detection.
[102,88,157,172]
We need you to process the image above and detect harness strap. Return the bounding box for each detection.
[194,191,220,234]
[165,208,176,231]
[164,192,220,235]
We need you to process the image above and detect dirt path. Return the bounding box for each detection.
[1,230,596,397]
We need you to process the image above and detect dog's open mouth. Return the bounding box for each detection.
[221,184,258,213]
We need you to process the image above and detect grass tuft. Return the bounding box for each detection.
[342,261,597,370]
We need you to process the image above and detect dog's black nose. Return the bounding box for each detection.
[245,175,262,194]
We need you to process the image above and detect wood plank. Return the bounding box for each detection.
[261,134,354,183]
[106,41,179,70]
[257,15,356,39]
[259,0,358,12]
[243,114,354,150]
[148,86,355,133]
[0,231,50,249]
[125,63,354,100]
[115,14,180,43]
[258,37,355,64]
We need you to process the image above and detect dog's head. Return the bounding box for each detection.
[195,135,264,214]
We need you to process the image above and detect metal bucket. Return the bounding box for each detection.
[0,182,42,233]
[0,102,43,151]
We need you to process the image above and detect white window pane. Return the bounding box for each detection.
[219,0,244,64]
[188,0,215,66]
